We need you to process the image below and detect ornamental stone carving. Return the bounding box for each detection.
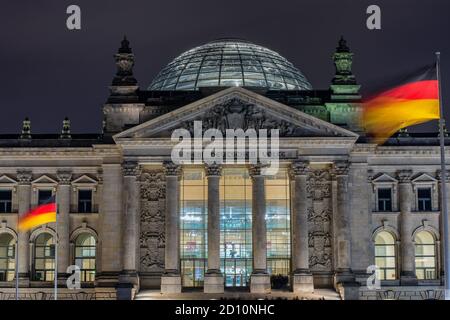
[139,169,166,272]
[289,160,309,177]
[163,161,181,177]
[205,163,222,176]
[307,169,331,200]
[56,170,72,185]
[122,161,141,177]
[307,169,333,271]
[181,98,297,136]
[397,170,413,183]
[332,161,350,176]
[16,170,32,184]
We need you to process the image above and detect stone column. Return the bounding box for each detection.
[290,160,314,293]
[56,170,72,284]
[397,170,418,285]
[97,163,123,286]
[161,161,182,293]
[204,163,224,293]
[119,161,141,287]
[249,164,270,293]
[333,161,354,284]
[16,170,32,285]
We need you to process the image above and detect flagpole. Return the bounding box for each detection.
[54,192,58,301]
[15,234,19,300]
[437,51,450,300]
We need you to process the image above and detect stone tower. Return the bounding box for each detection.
[103,36,144,134]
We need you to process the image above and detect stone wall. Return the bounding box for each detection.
[359,286,444,300]
[0,288,117,300]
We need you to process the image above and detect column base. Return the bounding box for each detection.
[333,269,355,287]
[161,273,182,294]
[250,273,271,293]
[292,271,314,293]
[16,273,30,287]
[400,272,418,286]
[95,272,120,287]
[204,272,224,293]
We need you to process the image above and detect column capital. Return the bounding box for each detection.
[289,160,310,178]
[122,161,141,177]
[249,163,266,177]
[397,170,413,183]
[16,170,32,185]
[163,161,181,177]
[332,160,350,176]
[205,163,222,177]
[436,169,450,182]
[57,170,72,185]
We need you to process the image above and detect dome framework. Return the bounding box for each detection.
[149,39,312,91]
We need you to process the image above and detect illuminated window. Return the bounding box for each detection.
[377,188,392,212]
[0,233,15,281]
[0,190,12,213]
[374,231,397,280]
[75,234,96,282]
[417,188,432,211]
[33,233,55,281]
[415,231,436,280]
[180,168,207,287]
[220,167,252,287]
[265,168,291,278]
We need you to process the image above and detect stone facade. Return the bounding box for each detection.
[0,38,447,300]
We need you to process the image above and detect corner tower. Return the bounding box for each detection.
[326,37,362,133]
[103,36,144,134]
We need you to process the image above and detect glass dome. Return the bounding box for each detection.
[149,39,312,91]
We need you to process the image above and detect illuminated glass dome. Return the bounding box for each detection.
[149,39,312,91]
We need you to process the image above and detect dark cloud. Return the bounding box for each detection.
[0,0,449,133]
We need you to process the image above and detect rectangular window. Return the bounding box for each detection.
[0,190,12,213]
[377,188,392,212]
[417,188,432,211]
[78,190,93,213]
[38,190,53,205]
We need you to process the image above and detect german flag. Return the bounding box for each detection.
[362,64,440,144]
[18,196,57,231]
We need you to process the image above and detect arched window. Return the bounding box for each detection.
[33,233,55,281]
[415,231,436,280]
[374,231,397,280]
[0,233,15,281]
[75,234,96,282]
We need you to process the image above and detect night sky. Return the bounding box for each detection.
[1,0,449,134]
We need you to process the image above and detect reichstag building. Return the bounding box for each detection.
[0,37,447,300]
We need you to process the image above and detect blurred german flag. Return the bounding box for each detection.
[362,64,439,144]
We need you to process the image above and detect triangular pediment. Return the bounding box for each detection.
[114,87,359,140]
[32,175,57,185]
[412,173,437,183]
[0,175,17,185]
[72,174,98,185]
[372,173,397,184]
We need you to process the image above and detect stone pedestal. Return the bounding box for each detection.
[204,273,224,293]
[161,274,182,294]
[292,272,314,293]
[250,273,271,293]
